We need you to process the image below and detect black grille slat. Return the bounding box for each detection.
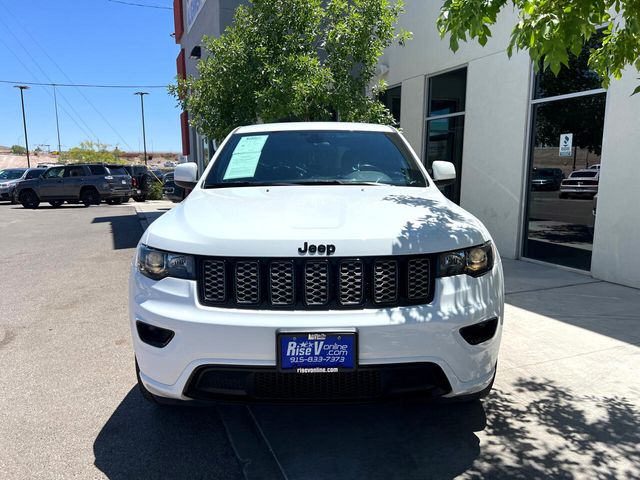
[373,260,398,303]
[202,260,226,303]
[408,258,431,300]
[235,261,260,304]
[270,261,295,305]
[199,255,435,310]
[304,261,329,306]
[339,261,364,305]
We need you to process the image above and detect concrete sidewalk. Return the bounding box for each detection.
[130,199,175,230]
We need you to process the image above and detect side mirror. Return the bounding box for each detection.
[432,161,456,187]
[174,162,198,189]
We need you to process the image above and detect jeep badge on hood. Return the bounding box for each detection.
[298,242,336,255]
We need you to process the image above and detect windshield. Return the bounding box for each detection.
[203,130,427,188]
[533,170,554,178]
[0,169,26,180]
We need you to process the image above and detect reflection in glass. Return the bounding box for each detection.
[428,68,467,116]
[379,86,402,127]
[534,35,603,99]
[426,116,464,203]
[525,94,606,270]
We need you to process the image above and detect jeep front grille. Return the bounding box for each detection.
[198,255,434,310]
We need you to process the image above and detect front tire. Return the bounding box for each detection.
[20,190,40,209]
[80,188,100,207]
[559,192,569,199]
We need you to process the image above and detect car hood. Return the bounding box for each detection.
[143,186,490,257]
[0,179,21,187]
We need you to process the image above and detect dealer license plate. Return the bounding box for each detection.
[278,332,357,373]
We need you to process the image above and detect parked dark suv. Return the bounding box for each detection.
[122,165,163,202]
[15,164,132,209]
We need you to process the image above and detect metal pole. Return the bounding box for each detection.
[135,92,149,166]
[15,85,31,168]
[53,85,62,155]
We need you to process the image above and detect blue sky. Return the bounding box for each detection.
[0,0,182,152]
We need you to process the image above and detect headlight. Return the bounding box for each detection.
[437,242,494,278]
[137,244,196,280]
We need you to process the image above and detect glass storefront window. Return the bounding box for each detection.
[534,35,603,99]
[379,85,402,127]
[425,68,467,204]
[426,116,465,203]
[428,68,466,116]
[525,94,606,271]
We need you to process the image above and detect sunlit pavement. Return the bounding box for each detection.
[0,202,638,479]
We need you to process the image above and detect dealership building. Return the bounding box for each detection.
[172,0,640,289]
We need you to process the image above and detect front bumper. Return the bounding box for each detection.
[0,187,15,200]
[130,260,504,402]
[560,186,598,195]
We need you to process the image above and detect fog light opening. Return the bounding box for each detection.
[136,321,175,348]
[460,318,498,346]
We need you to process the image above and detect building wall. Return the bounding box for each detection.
[175,0,243,168]
[383,0,640,289]
[591,70,640,288]
[381,1,529,258]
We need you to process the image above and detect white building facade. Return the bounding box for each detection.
[173,0,640,288]
[379,2,640,288]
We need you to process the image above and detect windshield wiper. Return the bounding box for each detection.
[203,181,301,189]
[289,180,386,186]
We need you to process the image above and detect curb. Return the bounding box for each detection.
[131,203,151,231]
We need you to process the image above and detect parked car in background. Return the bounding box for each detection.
[589,164,601,170]
[0,168,44,203]
[122,165,163,202]
[531,168,564,191]
[162,172,186,202]
[0,168,27,203]
[559,169,599,199]
[14,164,132,209]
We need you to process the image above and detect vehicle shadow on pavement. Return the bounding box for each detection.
[93,388,243,480]
[92,214,143,250]
[93,378,639,480]
[247,399,486,479]
[248,376,639,479]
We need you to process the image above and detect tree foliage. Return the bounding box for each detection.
[170,0,411,141]
[11,145,26,155]
[62,141,121,164]
[437,0,640,92]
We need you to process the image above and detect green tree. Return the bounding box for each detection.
[169,0,411,141]
[62,141,118,164]
[437,0,640,93]
[11,145,26,155]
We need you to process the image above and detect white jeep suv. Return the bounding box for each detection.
[129,122,504,403]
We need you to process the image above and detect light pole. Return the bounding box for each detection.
[134,92,149,165]
[14,85,31,168]
[53,85,62,155]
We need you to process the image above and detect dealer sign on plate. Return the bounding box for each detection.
[278,332,356,373]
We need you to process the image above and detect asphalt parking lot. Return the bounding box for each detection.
[1,202,638,479]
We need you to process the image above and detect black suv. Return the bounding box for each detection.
[15,164,132,209]
[122,165,163,202]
